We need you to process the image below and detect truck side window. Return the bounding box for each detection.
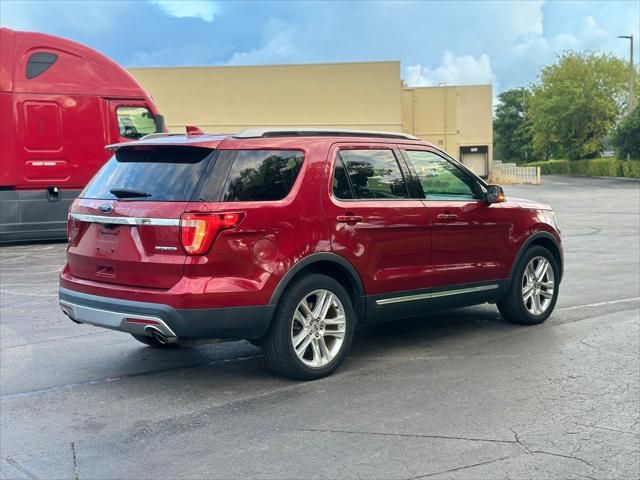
[26,52,58,79]
[117,106,158,139]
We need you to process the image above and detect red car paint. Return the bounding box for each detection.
[0,27,163,242]
[60,133,562,325]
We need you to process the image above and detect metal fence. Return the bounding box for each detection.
[490,160,541,184]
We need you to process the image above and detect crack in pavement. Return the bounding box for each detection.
[3,457,39,480]
[298,428,517,445]
[510,428,597,471]
[407,455,516,479]
[70,441,79,480]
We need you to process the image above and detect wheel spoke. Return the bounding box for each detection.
[323,329,345,338]
[318,336,331,362]
[324,314,345,325]
[293,310,307,326]
[295,333,313,356]
[310,338,322,366]
[539,289,553,299]
[319,293,334,321]
[533,293,543,315]
[312,291,327,317]
[526,263,535,281]
[535,260,549,281]
[293,328,310,348]
[299,300,314,318]
[539,281,554,289]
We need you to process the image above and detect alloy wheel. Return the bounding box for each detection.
[522,256,555,315]
[291,289,347,368]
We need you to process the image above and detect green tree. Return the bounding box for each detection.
[528,52,638,160]
[493,88,535,162]
[613,105,640,159]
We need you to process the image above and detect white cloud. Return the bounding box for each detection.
[226,18,298,65]
[405,51,496,87]
[148,0,218,22]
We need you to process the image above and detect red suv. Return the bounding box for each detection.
[59,129,563,379]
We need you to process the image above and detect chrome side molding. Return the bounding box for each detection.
[376,284,499,306]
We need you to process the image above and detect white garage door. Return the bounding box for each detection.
[461,152,487,177]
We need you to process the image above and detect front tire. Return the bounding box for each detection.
[262,273,355,380]
[498,245,560,325]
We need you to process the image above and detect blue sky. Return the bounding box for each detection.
[1,0,638,95]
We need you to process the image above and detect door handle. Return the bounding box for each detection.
[337,215,363,224]
[436,213,458,222]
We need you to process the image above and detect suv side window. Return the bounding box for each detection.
[404,150,480,200]
[335,149,410,200]
[221,150,304,202]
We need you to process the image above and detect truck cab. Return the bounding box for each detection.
[0,27,164,242]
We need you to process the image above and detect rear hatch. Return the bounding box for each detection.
[67,146,214,289]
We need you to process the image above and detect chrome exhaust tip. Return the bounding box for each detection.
[144,326,176,344]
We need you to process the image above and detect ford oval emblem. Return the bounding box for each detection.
[99,203,113,213]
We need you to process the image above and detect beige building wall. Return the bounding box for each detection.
[129,61,403,133]
[129,61,492,175]
[401,84,493,162]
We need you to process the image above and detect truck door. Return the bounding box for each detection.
[107,100,161,144]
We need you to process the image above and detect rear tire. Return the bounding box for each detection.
[131,334,181,348]
[498,245,560,325]
[262,273,355,380]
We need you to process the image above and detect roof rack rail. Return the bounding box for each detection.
[139,132,183,140]
[233,128,419,140]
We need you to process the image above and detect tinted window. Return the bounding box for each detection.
[26,52,58,79]
[81,147,213,201]
[221,150,304,202]
[332,158,354,199]
[338,149,409,199]
[405,150,479,199]
[117,106,159,139]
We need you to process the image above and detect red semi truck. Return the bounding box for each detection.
[0,27,164,242]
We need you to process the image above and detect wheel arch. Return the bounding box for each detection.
[269,253,366,322]
[508,231,564,288]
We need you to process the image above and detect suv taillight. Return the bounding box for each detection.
[180,212,242,255]
[67,213,81,246]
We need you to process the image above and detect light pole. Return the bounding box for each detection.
[618,34,635,114]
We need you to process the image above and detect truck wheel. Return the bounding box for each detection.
[498,245,559,325]
[262,273,355,380]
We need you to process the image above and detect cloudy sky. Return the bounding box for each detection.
[1,0,638,95]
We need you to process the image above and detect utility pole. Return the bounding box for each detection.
[618,34,635,114]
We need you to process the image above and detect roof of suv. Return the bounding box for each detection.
[105,128,429,151]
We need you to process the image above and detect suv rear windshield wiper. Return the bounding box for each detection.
[109,188,152,198]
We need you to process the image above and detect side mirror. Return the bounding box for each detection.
[154,114,167,133]
[485,184,506,203]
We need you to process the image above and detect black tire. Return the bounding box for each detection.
[262,273,356,380]
[498,245,560,325]
[131,334,182,348]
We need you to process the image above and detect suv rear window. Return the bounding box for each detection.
[81,147,213,201]
[219,150,304,202]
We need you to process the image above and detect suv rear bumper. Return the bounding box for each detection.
[59,287,274,341]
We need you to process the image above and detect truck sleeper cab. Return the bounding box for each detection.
[0,27,164,242]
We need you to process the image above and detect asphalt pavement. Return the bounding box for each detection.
[1,175,638,479]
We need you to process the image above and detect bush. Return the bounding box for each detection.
[527,158,640,178]
[613,106,640,158]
